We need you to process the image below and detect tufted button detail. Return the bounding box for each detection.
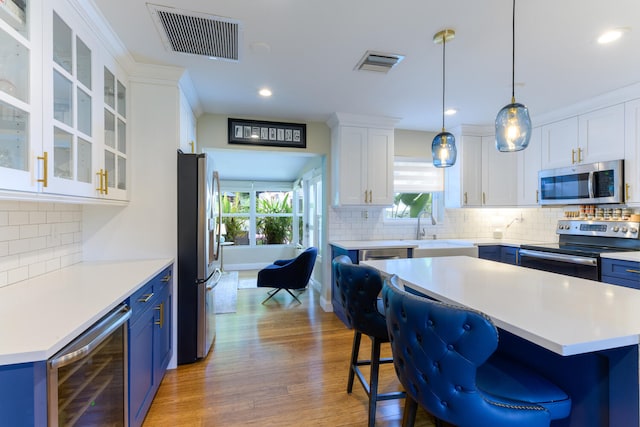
[441,400,448,408]
[433,361,440,370]
[455,385,462,392]
[463,323,471,331]
[447,344,454,351]
[427,319,434,327]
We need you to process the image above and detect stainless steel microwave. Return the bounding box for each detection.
[538,160,624,205]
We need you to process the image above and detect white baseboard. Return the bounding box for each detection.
[320,295,333,313]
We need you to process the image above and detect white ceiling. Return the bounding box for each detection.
[92,0,640,179]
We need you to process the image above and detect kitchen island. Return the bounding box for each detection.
[364,256,640,427]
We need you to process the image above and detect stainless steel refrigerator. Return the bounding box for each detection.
[177,150,222,364]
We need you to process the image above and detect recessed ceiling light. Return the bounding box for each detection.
[597,28,627,44]
[259,88,272,97]
[444,108,457,116]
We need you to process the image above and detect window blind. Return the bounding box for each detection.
[393,159,444,192]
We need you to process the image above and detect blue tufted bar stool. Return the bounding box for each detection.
[332,256,405,427]
[382,275,572,427]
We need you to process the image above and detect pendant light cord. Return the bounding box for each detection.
[441,33,446,131]
[511,0,516,102]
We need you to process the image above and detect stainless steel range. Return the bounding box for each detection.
[519,220,640,281]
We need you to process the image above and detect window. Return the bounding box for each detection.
[221,183,295,246]
[386,158,444,219]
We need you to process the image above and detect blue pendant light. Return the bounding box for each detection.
[432,29,457,168]
[495,0,531,152]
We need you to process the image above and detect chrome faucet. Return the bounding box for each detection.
[416,209,436,239]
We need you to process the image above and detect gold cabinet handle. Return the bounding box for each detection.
[138,293,154,303]
[37,152,48,187]
[155,302,164,327]
[364,190,368,203]
[368,190,372,203]
[189,141,195,153]
[578,148,583,163]
[104,169,109,195]
[96,169,104,194]
[482,192,486,205]
[571,149,576,164]
[464,192,468,205]
[626,183,630,201]
[626,269,640,274]
[161,274,172,282]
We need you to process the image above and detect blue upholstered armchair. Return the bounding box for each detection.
[382,275,571,427]
[257,247,317,304]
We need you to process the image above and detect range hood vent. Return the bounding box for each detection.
[355,51,405,73]
[147,4,241,61]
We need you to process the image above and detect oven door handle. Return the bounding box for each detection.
[519,249,598,266]
[49,304,131,369]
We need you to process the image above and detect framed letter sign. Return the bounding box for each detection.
[228,118,306,148]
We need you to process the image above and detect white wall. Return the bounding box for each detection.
[0,201,83,288]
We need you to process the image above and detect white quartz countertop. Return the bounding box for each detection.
[364,256,640,356]
[601,252,640,262]
[0,258,173,365]
[330,238,545,251]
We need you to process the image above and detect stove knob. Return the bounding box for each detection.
[622,227,628,233]
[612,226,620,232]
[631,228,638,234]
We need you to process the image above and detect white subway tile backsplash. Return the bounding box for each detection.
[0,201,82,288]
[329,206,565,243]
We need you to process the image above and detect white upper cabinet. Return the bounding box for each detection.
[328,113,396,207]
[541,104,625,169]
[625,99,640,206]
[0,0,41,193]
[516,126,542,206]
[578,104,625,163]
[540,117,578,169]
[482,135,517,206]
[0,0,129,202]
[445,127,517,208]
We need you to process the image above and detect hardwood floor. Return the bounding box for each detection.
[143,281,437,426]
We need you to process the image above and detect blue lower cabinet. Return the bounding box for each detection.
[0,362,47,426]
[478,245,501,262]
[479,245,519,266]
[601,258,640,289]
[128,265,173,427]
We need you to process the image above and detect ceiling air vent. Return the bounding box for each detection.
[147,4,241,61]
[355,51,404,73]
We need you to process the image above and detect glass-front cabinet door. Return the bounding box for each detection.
[42,4,98,197]
[102,64,128,200]
[0,0,41,193]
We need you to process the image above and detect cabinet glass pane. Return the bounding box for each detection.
[53,70,72,125]
[105,150,114,187]
[53,127,72,179]
[77,137,91,183]
[117,80,125,117]
[76,36,91,89]
[117,118,125,153]
[0,0,27,37]
[117,155,126,189]
[77,88,91,136]
[104,109,114,148]
[104,67,114,108]
[52,12,72,74]
[0,28,29,102]
[0,99,28,170]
